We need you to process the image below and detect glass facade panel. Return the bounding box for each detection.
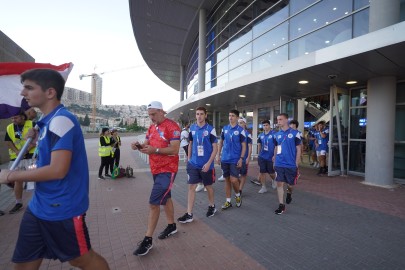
[217,73,228,86]
[217,46,229,62]
[353,9,369,38]
[217,57,228,77]
[289,17,352,59]
[252,4,288,38]
[290,0,318,15]
[229,62,251,81]
[349,141,366,173]
[253,22,288,58]
[397,82,405,103]
[394,144,405,179]
[252,45,288,72]
[289,0,352,40]
[395,105,405,141]
[351,89,367,106]
[354,0,371,10]
[350,108,367,139]
[229,43,252,70]
[229,30,252,54]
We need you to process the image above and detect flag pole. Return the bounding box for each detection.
[9,125,39,171]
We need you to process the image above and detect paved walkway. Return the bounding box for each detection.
[1,136,405,269]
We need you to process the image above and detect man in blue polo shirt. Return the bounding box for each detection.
[177,107,218,223]
[0,69,109,269]
[273,113,301,215]
[237,117,252,196]
[216,109,246,210]
[257,120,276,194]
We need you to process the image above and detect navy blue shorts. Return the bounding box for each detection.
[221,163,240,178]
[187,163,215,186]
[258,157,275,174]
[274,166,299,185]
[240,162,248,176]
[12,207,91,263]
[150,172,176,205]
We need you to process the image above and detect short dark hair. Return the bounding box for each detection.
[279,113,289,119]
[289,119,299,127]
[262,120,270,125]
[21,69,66,100]
[195,106,207,114]
[229,109,240,116]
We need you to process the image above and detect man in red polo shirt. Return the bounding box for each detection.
[131,101,181,256]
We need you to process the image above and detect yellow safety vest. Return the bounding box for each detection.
[98,136,112,157]
[6,120,35,160]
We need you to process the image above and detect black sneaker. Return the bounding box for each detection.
[0,210,4,216]
[206,205,217,217]
[177,213,193,223]
[250,179,261,186]
[158,224,177,239]
[133,237,153,256]
[9,203,23,214]
[286,193,292,204]
[275,204,285,215]
[98,175,105,180]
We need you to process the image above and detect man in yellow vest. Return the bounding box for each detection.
[4,111,36,214]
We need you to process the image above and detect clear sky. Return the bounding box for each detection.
[0,0,179,110]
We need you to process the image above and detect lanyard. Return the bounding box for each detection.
[196,124,208,146]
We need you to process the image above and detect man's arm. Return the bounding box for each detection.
[296,145,301,167]
[0,150,72,184]
[187,140,193,160]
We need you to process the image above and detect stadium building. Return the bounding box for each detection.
[129,0,405,186]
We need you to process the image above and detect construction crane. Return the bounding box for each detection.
[79,65,144,131]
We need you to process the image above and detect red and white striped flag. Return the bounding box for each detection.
[0,62,73,119]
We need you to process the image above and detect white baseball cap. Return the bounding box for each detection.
[147,101,164,110]
[238,117,247,123]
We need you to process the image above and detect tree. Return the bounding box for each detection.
[83,114,91,126]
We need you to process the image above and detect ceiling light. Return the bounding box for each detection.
[298,80,309,84]
[325,40,330,44]
[190,108,194,110]
[239,94,246,98]
[346,81,358,85]
[206,103,211,106]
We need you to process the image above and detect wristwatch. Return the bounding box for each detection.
[155,148,160,154]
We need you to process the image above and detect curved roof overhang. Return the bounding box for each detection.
[129,0,217,91]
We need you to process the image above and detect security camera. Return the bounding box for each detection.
[328,74,337,80]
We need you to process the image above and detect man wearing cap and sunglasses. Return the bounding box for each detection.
[131,101,181,256]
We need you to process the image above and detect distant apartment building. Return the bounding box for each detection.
[62,87,92,106]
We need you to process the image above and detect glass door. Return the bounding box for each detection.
[328,85,349,176]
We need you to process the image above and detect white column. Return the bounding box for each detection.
[365,76,396,187]
[297,99,305,134]
[369,0,400,32]
[252,107,259,156]
[180,65,185,101]
[198,9,206,93]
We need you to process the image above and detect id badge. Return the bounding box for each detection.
[197,145,204,156]
[263,144,268,151]
[318,139,322,145]
[277,145,282,155]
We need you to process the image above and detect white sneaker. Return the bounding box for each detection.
[258,186,268,193]
[316,163,320,168]
[313,162,318,168]
[195,184,204,192]
[218,175,225,181]
[271,179,277,190]
[204,188,207,192]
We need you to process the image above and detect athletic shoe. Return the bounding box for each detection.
[206,205,217,217]
[275,204,285,215]
[195,183,204,192]
[221,201,232,210]
[98,175,105,180]
[271,179,277,190]
[258,186,267,194]
[286,193,292,204]
[9,203,23,214]
[177,213,193,223]
[0,210,4,216]
[250,178,261,186]
[218,175,225,181]
[158,224,177,239]
[133,237,153,256]
[235,196,242,207]
[204,188,207,192]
